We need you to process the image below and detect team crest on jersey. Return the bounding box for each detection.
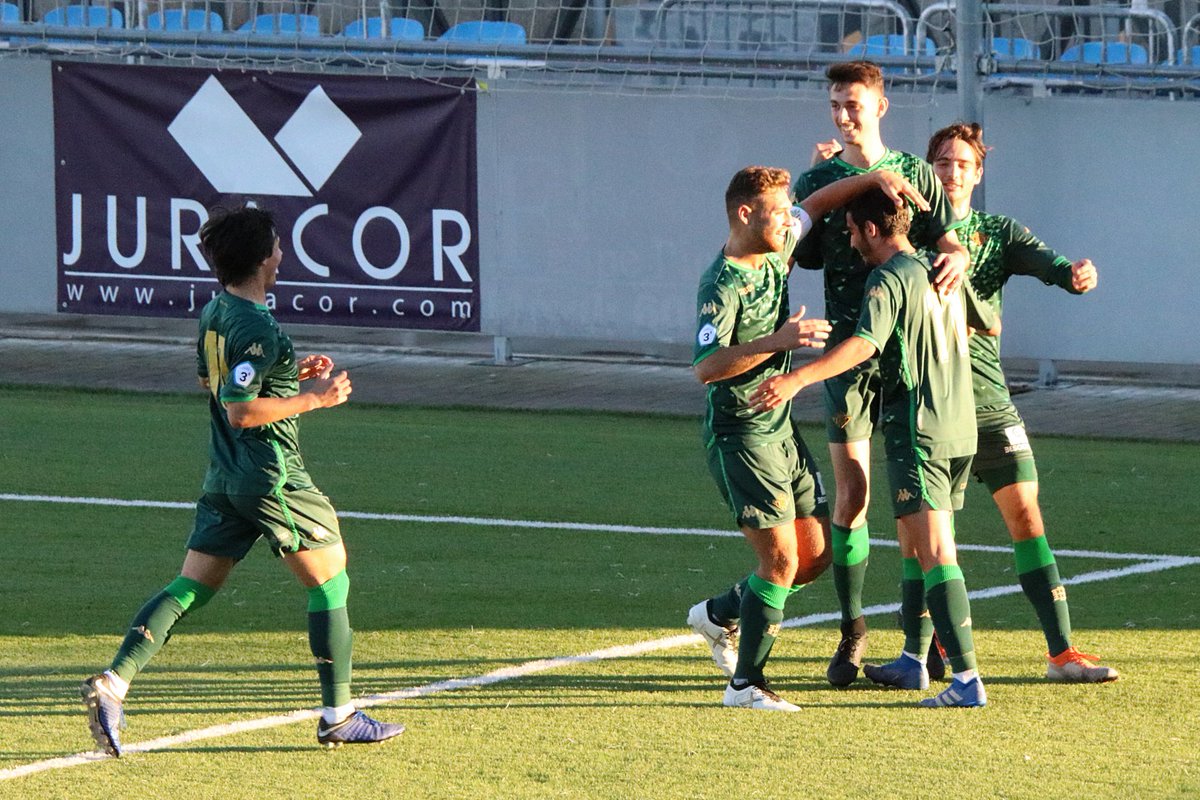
[738,284,755,296]
[697,323,718,347]
[232,361,256,388]
[832,413,852,429]
[971,230,989,248]
[895,488,916,503]
[246,343,264,357]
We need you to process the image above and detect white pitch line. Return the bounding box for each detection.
[1,492,1189,563]
[2,492,1198,781]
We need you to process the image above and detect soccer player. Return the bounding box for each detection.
[791,60,971,687]
[865,122,1115,685]
[749,187,999,707]
[687,166,930,711]
[81,206,404,756]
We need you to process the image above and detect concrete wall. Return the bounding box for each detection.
[2,56,1197,366]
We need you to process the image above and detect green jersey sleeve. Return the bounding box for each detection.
[853,268,900,354]
[693,275,740,365]
[219,321,281,404]
[998,216,1078,293]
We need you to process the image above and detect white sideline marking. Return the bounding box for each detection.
[1,492,1197,781]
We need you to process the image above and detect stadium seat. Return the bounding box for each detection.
[1,2,19,22]
[991,36,1037,61]
[1060,41,1148,65]
[238,13,320,36]
[341,16,424,40]
[847,33,936,57]
[42,4,124,28]
[1175,45,1200,66]
[438,20,526,45]
[147,9,223,32]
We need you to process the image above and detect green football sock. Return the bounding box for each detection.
[307,571,353,708]
[831,523,869,622]
[924,565,977,673]
[900,558,932,657]
[110,576,215,683]
[733,575,787,684]
[708,577,749,624]
[1014,536,1072,656]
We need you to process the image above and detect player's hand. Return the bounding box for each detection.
[307,370,352,408]
[298,354,335,381]
[872,171,930,212]
[1070,258,1097,293]
[932,249,968,295]
[811,139,842,166]
[748,372,806,412]
[771,305,832,351]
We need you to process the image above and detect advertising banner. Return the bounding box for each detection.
[53,62,479,331]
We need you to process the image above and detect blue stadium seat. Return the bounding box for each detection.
[42,4,124,28]
[341,16,424,40]
[2,2,20,22]
[1061,41,1148,65]
[147,9,223,32]
[1175,45,1200,66]
[238,13,320,36]
[438,20,526,45]
[991,36,1037,60]
[847,33,936,57]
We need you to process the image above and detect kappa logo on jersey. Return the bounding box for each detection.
[697,323,718,347]
[895,487,916,503]
[700,302,718,316]
[232,361,256,388]
[867,286,885,300]
[246,343,264,357]
[168,76,362,197]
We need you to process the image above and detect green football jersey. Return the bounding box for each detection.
[854,250,998,459]
[196,292,313,495]
[792,150,962,347]
[960,210,1078,410]
[693,234,796,449]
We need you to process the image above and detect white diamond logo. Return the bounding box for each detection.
[168,77,362,197]
[274,86,362,192]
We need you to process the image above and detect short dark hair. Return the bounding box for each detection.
[826,60,885,93]
[725,166,792,222]
[844,187,911,238]
[927,121,989,167]
[199,205,278,287]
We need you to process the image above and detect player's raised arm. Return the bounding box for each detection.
[799,171,929,221]
[695,306,831,385]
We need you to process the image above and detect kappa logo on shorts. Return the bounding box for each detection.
[771,494,787,510]
[169,76,362,197]
[740,505,759,520]
[895,488,916,503]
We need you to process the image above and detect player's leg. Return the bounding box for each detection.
[977,419,1117,683]
[910,458,986,708]
[791,427,833,588]
[824,368,878,686]
[82,494,243,757]
[267,487,404,746]
[724,521,801,711]
[863,529,933,690]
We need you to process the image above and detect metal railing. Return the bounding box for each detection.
[917,1,1177,66]
[651,0,913,55]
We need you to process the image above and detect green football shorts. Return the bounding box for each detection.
[822,359,882,444]
[973,406,1038,492]
[188,488,343,560]
[886,454,973,518]
[706,425,829,530]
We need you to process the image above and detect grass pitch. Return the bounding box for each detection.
[0,385,1197,799]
